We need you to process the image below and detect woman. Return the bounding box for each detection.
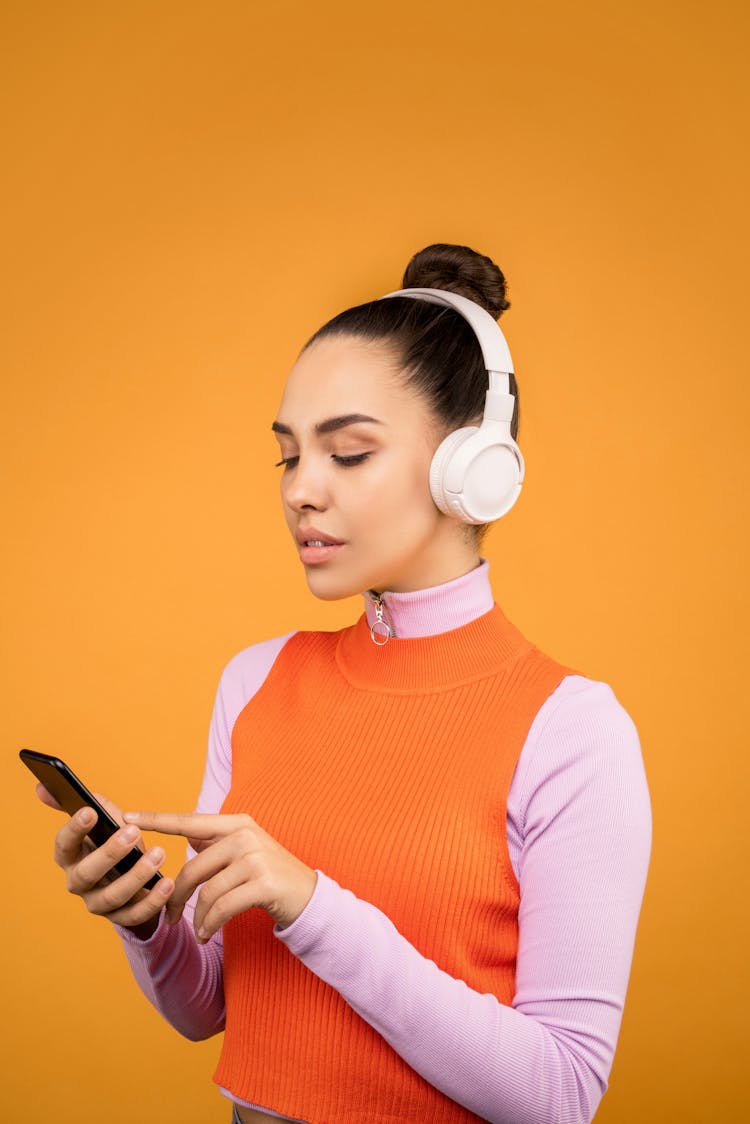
[40,243,652,1124]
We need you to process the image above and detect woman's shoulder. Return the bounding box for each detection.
[218,630,297,693]
[214,620,358,728]
[534,672,641,748]
[514,672,650,826]
[209,625,358,762]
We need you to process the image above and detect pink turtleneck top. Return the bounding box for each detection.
[116,560,652,1124]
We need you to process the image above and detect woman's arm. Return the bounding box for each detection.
[114,633,295,1040]
[116,898,226,1041]
[275,677,652,1124]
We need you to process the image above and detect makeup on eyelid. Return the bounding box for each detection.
[274,452,372,469]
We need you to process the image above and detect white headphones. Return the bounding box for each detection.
[377,287,525,524]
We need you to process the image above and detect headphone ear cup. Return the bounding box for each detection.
[458,435,524,522]
[429,427,480,518]
[430,425,525,523]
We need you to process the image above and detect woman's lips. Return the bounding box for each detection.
[299,542,345,565]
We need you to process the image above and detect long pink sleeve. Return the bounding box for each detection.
[115,906,225,1041]
[116,563,651,1123]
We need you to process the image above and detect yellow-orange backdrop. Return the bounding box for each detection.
[2,2,748,1122]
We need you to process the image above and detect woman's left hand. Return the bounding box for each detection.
[121,810,317,940]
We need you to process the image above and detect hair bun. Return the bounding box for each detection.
[401,242,510,320]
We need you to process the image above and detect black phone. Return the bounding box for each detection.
[20,748,162,889]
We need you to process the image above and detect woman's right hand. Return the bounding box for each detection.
[36,784,175,940]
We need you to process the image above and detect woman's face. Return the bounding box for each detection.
[273,334,477,599]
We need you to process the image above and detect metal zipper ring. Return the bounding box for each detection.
[370,620,391,645]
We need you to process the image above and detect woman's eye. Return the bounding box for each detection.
[332,453,370,467]
[274,453,371,469]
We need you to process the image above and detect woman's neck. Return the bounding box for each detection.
[361,558,494,639]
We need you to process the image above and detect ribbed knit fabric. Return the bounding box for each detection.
[213,605,578,1122]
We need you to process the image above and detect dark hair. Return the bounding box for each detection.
[302,243,518,543]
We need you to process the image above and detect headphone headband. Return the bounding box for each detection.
[376,287,514,377]
[375,284,523,525]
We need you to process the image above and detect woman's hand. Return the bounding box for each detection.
[36,784,174,939]
[121,810,318,940]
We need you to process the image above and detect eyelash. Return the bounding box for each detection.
[274,453,371,469]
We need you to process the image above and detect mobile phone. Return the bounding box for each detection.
[20,748,162,889]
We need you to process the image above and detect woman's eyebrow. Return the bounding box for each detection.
[271,414,384,436]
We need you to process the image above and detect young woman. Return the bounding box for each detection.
[40,243,652,1124]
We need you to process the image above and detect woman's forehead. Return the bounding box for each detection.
[277,336,416,427]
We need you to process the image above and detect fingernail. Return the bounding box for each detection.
[120,825,138,842]
[147,846,164,864]
[77,808,95,826]
[123,812,140,822]
[159,879,173,896]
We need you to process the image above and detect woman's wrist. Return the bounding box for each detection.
[119,910,163,942]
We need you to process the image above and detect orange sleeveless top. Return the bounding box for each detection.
[213,606,576,1121]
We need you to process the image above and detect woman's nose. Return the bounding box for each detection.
[283,455,329,512]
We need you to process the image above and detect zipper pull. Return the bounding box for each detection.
[369,591,393,646]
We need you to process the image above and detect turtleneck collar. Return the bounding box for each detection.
[361,558,494,639]
[339,559,530,691]
[341,559,532,692]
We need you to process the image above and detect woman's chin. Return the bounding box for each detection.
[303,566,363,602]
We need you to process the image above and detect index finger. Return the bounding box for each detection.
[122,811,250,839]
[53,806,99,868]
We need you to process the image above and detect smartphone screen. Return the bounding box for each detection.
[20,749,162,889]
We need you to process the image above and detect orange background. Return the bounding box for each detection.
[2,2,748,1122]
